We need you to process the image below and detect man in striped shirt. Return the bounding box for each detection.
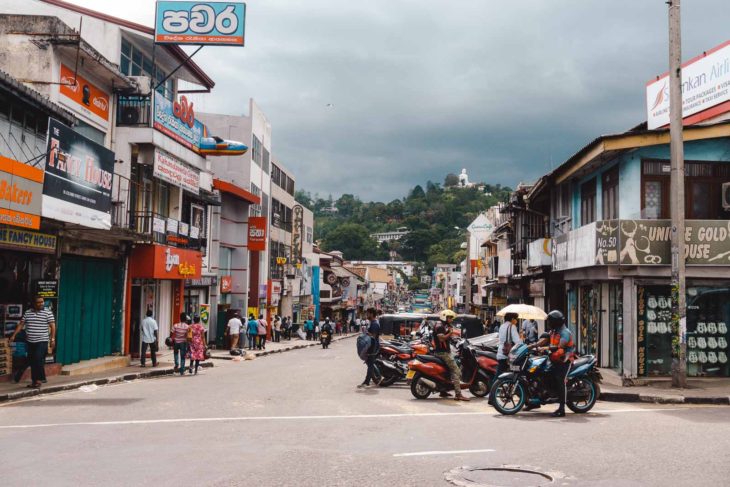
[9,296,55,388]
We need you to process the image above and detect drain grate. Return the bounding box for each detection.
[445,465,562,487]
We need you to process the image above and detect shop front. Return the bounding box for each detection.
[126,244,202,357]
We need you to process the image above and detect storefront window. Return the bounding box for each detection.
[687,286,730,377]
[609,283,623,370]
[579,285,599,356]
[637,285,672,376]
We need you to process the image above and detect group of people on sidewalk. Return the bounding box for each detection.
[225,312,293,351]
[140,311,208,376]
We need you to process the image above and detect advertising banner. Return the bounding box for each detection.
[220,275,232,293]
[129,244,202,280]
[153,94,205,152]
[153,149,200,194]
[58,64,110,128]
[291,205,303,266]
[155,1,247,46]
[0,227,56,253]
[248,216,267,251]
[646,40,730,129]
[527,238,553,268]
[0,155,44,230]
[552,222,597,271]
[43,119,114,229]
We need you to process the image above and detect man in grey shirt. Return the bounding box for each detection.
[521,319,539,345]
[140,309,158,367]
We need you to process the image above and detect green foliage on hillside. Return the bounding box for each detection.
[295,181,512,268]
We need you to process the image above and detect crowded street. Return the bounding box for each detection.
[1,340,728,487]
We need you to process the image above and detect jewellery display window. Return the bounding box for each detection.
[637,286,673,376]
[686,286,730,377]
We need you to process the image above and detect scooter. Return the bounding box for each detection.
[489,343,602,415]
[407,338,495,399]
[320,329,332,349]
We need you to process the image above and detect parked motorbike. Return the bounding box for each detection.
[489,343,602,415]
[375,357,410,387]
[406,338,495,399]
[321,329,332,349]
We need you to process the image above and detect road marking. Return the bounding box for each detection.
[393,449,495,457]
[0,406,695,430]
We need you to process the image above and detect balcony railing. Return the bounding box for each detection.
[116,95,152,127]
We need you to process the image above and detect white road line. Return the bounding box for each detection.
[393,449,495,457]
[0,407,691,430]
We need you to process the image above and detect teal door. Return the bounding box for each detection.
[57,257,119,365]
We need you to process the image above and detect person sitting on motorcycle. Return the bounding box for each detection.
[321,319,333,340]
[537,310,575,417]
[433,309,470,402]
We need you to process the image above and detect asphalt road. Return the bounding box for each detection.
[1,338,729,487]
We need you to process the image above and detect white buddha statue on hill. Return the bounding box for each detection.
[458,168,470,187]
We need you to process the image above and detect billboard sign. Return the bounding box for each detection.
[646,40,730,129]
[248,216,267,251]
[153,94,205,153]
[58,64,110,128]
[153,149,200,194]
[155,1,246,46]
[43,118,114,229]
[0,155,44,229]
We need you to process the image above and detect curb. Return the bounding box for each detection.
[210,334,356,361]
[0,362,214,404]
[600,390,730,405]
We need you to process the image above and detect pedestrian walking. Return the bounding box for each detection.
[358,308,382,388]
[140,309,158,367]
[8,296,55,389]
[171,312,190,375]
[257,314,268,350]
[314,320,320,341]
[247,314,258,350]
[273,315,281,342]
[226,312,243,350]
[304,317,313,340]
[187,315,207,375]
[335,320,342,336]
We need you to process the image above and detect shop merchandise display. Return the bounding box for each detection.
[686,290,730,377]
[0,339,11,376]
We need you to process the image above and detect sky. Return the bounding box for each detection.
[64,0,730,202]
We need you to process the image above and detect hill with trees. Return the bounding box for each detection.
[295,176,512,270]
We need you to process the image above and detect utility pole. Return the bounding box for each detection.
[668,0,687,388]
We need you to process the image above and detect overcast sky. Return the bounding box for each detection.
[67,0,730,201]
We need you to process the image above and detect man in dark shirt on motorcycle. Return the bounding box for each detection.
[433,309,470,402]
[538,310,575,417]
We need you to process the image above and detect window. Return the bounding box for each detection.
[249,183,262,216]
[263,147,270,174]
[286,175,295,196]
[580,178,597,225]
[602,165,619,219]
[252,136,262,166]
[120,38,174,100]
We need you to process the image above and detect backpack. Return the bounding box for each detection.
[357,333,372,361]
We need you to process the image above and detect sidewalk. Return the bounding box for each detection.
[0,334,356,404]
[599,371,730,405]
[209,333,356,360]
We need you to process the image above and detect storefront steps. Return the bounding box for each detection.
[60,356,131,376]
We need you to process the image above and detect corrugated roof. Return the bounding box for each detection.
[0,68,76,124]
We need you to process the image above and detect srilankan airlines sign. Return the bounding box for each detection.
[646,40,730,129]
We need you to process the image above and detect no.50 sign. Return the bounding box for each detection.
[155,2,246,46]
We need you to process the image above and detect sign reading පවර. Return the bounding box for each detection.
[155,1,246,46]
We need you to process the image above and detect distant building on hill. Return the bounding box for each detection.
[370,227,409,244]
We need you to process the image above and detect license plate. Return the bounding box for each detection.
[406,370,416,379]
[510,365,521,371]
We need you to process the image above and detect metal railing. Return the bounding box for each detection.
[116,95,152,127]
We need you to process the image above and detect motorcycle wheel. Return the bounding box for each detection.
[379,375,399,387]
[566,377,598,414]
[410,373,432,399]
[469,377,491,398]
[490,378,526,415]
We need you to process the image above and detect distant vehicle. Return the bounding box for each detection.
[379,313,429,337]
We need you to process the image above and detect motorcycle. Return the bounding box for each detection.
[489,343,602,415]
[320,329,332,349]
[406,338,495,399]
[376,333,435,387]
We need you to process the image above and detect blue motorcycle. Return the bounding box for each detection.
[490,343,602,415]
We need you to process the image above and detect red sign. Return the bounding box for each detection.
[129,244,202,280]
[248,217,267,251]
[220,275,232,294]
[59,64,110,123]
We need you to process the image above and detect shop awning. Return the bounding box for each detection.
[213,179,260,205]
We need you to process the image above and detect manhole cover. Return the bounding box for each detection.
[445,465,558,487]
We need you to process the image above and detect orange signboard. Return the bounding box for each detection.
[0,155,44,229]
[129,244,202,280]
[59,64,110,123]
[220,275,232,294]
[248,217,267,252]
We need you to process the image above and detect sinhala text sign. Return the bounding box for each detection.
[155,1,246,46]
[43,118,114,229]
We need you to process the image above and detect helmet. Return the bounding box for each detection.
[546,310,565,330]
[439,309,457,322]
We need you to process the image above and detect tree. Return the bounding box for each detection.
[320,223,385,260]
[444,173,459,187]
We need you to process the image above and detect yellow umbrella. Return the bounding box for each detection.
[496,304,547,321]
